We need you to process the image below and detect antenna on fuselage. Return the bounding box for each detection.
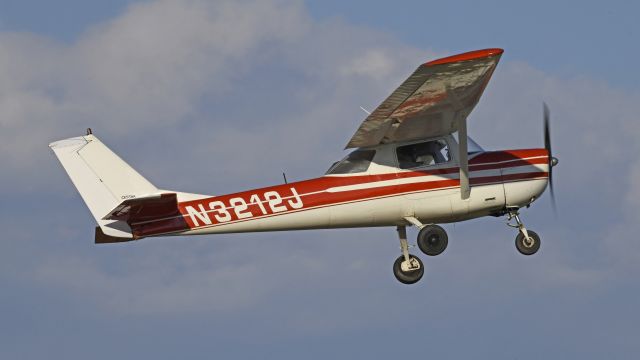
[282,172,288,184]
[359,106,371,115]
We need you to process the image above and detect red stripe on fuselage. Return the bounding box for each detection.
[133,149,548,237]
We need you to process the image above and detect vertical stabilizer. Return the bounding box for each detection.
[49,134,159,238]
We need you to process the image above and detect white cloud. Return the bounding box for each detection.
[339,48,396,80]
[0,0,428,194]
[0,0,428,316]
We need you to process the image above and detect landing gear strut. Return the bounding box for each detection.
[392,225,424,284]
[506,209,541,255]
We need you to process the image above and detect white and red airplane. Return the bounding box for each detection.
[50,48,558,284]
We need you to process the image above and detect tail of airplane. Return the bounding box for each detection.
[49,131,170,242]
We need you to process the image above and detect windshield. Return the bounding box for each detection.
[326,149,376,174]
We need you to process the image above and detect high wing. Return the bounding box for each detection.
[346,48,503,149]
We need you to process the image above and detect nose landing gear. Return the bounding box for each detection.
[507,209,541,255]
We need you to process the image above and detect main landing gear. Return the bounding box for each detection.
[391,211,541,284]
[393,225,424,284]
[393,217,449,284]
[506,208,541,256]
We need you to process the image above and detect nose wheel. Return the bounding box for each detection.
[515,230,540,255]
[393,225,424,284]
[507,209,541,255]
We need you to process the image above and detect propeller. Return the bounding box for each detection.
[543,102,558,212]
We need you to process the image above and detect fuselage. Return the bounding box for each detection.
[130,135,549,239]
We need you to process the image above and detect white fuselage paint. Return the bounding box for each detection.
[169,136,549,237]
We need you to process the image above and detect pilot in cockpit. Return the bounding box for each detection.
[397,139,449,169]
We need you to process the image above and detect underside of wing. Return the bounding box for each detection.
[346,48,503,149]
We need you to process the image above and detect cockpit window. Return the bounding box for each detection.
[453,132,485,154]
[326,150,376,174]
[396,139,450,169]
[468,136,485,154]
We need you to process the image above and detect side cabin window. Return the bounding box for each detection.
[396,139,450,169]
[326,149,376,174]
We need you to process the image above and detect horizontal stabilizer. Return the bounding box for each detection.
[95,226,135,244]
[102,193,190,239]
[103,193,180,224]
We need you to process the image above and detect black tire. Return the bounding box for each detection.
[417,225,448,256]
[515,230,541,255]
[393,255,424,284]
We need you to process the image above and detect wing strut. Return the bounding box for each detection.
[446,83,470,200]
[458,117,470,200]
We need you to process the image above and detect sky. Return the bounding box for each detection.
[1,0,639,358]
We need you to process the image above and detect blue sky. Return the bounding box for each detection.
[1,1,639,359]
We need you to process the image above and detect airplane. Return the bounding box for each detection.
[49,48,558,284]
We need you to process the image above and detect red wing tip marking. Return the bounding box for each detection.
[425,48,504,66]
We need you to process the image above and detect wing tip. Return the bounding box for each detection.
[424,48,504,66]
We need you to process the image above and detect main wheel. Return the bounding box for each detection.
[515,230,541,255]
[417,225,448,256]
[393,255,424,284]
